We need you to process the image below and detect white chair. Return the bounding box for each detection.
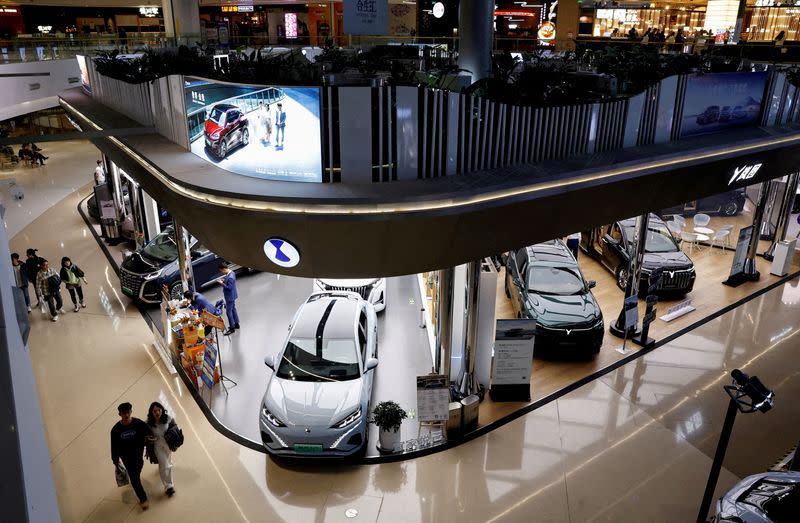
[693,213,711,231]
[709,228,732,252]
[673,215,687,228]
[667,220,683,238]
[680,231,698,255]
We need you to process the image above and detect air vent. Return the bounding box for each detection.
[67,76,79,84]
[28,83,40,91]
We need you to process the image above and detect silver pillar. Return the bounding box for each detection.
[457,260,481,397]
[163,0,202,43]
[458,0,494,82]
[764,173,800,259]
[611,213,649,337]
[743,182,773,279]
[172,217,194,296]
[435,267,455,379]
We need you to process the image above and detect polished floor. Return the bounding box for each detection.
[10,144,800,522]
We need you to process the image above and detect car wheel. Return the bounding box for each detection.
[169,282,184,301]
[219,140,228,158]
[722,201,739,216]
[242,128,249,146]
[615,265,628,291]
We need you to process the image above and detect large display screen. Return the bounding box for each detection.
[184,77,322,183]
[76,55,91,94]
[680,72,768,138]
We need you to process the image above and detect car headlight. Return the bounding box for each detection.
[210,131,221,140]
[261,406,285,427]
[143,269,163,280]
[593,318,604,329]
[332,407,361,429]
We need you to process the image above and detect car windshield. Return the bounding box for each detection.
[527,266,585,295]
[623,223,678,253]
[208,107,226,126]
[141,229,178,263]
[276,337,360,382]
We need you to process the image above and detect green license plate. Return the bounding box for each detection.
[293,444,323,454]
[122,287,133,294]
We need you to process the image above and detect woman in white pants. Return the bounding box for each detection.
[146,402,176,497]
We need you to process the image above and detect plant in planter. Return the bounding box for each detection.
[371,401,407,452]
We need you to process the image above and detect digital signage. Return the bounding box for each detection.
[184,76,322,183]
[680,72,768,138]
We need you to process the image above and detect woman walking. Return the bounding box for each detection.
[146,402,176,497]
[60,257,86,312]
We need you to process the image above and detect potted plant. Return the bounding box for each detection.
[371,401,407,452]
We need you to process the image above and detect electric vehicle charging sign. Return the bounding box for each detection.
[263,238,300,268]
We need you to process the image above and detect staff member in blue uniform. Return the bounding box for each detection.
[217,263,239,335]
[183,290,215,315]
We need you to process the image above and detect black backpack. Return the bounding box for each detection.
[164,422,184,452]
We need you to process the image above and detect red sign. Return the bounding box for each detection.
[494,10,537,17]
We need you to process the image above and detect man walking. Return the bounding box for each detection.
[36,259,64,322]
[94,160,106,185]
[111,402,152,511]
[24,248,44,307]
[11,253,31,312]
[275,103,286,148]
[217,263,239,335]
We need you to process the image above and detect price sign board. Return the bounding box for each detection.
[416,375,449,422]
[201,310,225,330]
[491,320,536,386]
[201,338,218,389]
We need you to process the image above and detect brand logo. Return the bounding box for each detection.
[566,329,572,335]
[728,163,762,186]
[263,238,300,268]
[668,271,675,279]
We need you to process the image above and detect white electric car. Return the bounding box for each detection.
[313,278,386,312]
[260,291,378,457]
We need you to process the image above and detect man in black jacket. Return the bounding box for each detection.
[110,402,152,510]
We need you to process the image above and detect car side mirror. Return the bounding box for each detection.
[365,358,378,372]
[588,280,597,289]
[264,355,275,369]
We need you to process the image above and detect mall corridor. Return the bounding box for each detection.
[9,142,800,522]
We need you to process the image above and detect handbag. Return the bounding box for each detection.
[115,463,130,487]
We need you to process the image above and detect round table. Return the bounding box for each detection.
[695,233,710,242]
[694,227,714,236]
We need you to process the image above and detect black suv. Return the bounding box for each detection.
[580,214,696,295]
[660,188,746,217]
[505,240,604,356]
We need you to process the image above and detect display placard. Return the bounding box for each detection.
[729,226,753,278]
[201,338,218,389]
[623,295,639,330]
[201,310,225,330]
[491,320,535,385]
[344,0,388,35]
[416,375,449,422]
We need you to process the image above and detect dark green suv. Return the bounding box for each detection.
[505,239,604,357]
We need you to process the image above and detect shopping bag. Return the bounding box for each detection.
[115,463,129,487]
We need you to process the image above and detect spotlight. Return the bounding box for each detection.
[727,369,775,413]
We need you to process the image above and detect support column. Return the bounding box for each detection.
[610,213,649,338]
[554,0,579,51]
[458,0,494,82]
[163,0,202,44]
[765,173,800,260]
[172,217,194,297]
[435,267,455,380]
[457,260,481,398]
[742,182,773,280]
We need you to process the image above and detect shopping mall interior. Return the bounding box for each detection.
[2,1,800,522]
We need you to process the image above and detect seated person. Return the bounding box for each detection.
[182,290,215,315]
[20,144,47,165]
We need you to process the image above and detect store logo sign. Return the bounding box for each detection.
[728,163,762,186]
[264,238,300,268]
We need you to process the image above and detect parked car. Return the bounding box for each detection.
[580,214,696,295]
[119,226,245,304]
[505,240,604,356]
[313,278,386,313]
[714,471,800,522]
[660,188,747,217]
[697,105,720,125]
[731,105,747,120]
[260,291,378,457]
[719,105,732,122]
[204,103,249,159]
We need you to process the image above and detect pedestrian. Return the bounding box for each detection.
[36,259,64,321]
[217,263,239,335]
[60,256,87,312]
[111,402,152,511]
[566,232,581,260]
[24,248,44,307]
[275,103,286,148]
[11,253,31,312]
[146,402,176,497]
[183,289,215,315]
[94,160,106,185]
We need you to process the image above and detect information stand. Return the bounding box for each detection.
[632,270,661,347]
[201,310,236,392]
[489,319,536,402]
[723,226,755,287]
[416,374,449,448]
[616,295,639,355]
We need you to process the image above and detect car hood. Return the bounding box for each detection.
[643,251,693,270]
[205,120,223,135]
[318,278,380,287]
[717,472,800,522]
[121,252,163,273]
[264,376,363,428]
[527,292,601,327]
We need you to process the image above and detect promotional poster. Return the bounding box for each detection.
[680,72,767,138]
[184,76,322,183]
[76,55,91,94]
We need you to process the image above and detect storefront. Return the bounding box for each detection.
[743,3,800,41]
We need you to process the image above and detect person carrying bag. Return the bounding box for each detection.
[60,257,87,312]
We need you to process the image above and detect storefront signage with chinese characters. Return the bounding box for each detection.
[728,163,763,186]
[344,0,388,36]
[221,5,254,13]
[139,7,159,17]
